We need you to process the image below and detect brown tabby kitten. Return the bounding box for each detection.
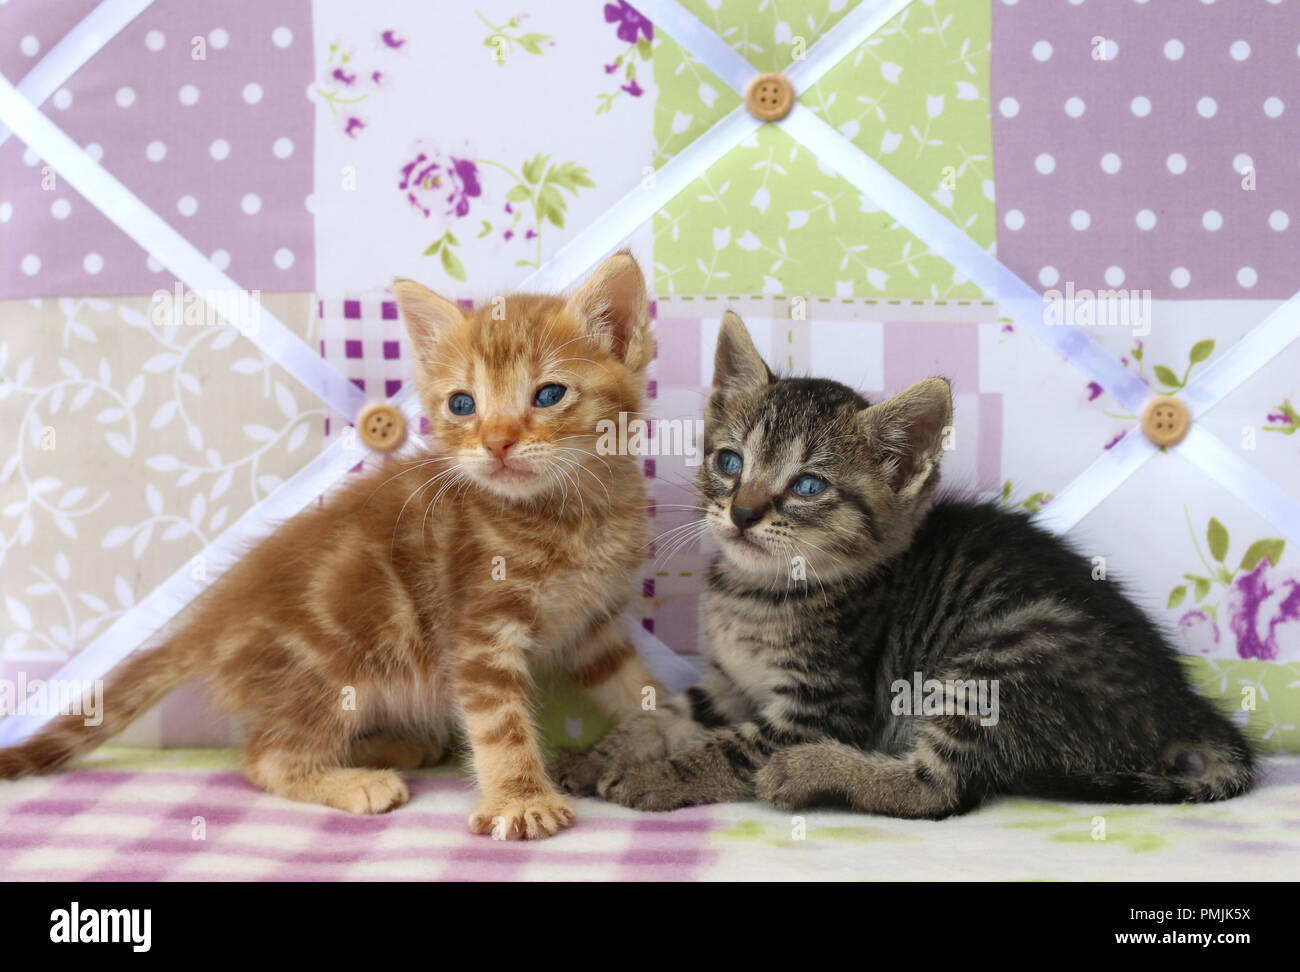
[0,253,661,840]
[552,312,1252,817]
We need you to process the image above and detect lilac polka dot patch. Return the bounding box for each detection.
[991,0,1299,298]
[0,0,314,298]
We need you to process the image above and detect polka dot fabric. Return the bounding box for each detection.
[992,0,1300,298]
[0,0,102,81]
[0,0,314,298]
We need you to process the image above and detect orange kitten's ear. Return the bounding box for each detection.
[564,251,650,369]
[393,279,463,365]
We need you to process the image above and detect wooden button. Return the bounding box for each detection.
[745,72,794,121]
[1141,395,1190,447]
[356,402,406,452]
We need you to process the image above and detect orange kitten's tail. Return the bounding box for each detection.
[0,634,203,779]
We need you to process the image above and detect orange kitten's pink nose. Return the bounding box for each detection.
[485,437,516,461]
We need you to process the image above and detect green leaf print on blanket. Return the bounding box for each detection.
[1001,801,1173,853]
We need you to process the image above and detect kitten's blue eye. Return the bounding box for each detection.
[792,474,828,497]
[717,450,743,476]
[448,393,475,416]
[533,384,566,408]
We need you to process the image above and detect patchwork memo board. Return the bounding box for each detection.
[1,0,1298,754]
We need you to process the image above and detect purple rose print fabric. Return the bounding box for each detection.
[400,149,483,219]
[605,2,654,44]
[0,0,315,298]
[992,0,1299,298]
[1227,560,1300,661]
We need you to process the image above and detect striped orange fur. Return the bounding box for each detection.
[0,253,662,839]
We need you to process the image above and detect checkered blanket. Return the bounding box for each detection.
[3,749,1298,881]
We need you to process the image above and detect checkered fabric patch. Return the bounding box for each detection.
[0,752,719,882]
[5,750,1299,881]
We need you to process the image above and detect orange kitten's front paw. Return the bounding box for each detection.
[324,769,410,814]
[469,791,576,840]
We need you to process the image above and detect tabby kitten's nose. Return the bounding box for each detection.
[730,503,765,531]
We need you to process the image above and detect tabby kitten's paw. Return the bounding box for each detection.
[755,745,836,810]
[548,749,607,796]
[469,791,576,840]
[598,764,696,812]
[327,769,411,815]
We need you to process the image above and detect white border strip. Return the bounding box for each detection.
[0,73,368,422]
[0,0,157,148]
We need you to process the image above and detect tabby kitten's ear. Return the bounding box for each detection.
[858,377,953,495]
[712,311,775,398]
[564,251,650,370]
[393,279,464,369]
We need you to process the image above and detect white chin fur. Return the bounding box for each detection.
[714,531,781,572]
[470,467,548,502]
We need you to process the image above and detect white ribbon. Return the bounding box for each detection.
[0,0,157,149]
[518,105,761,293]
[632,0,756,95]
[626,618,702,694]
[780,106,1151,411]
[1032,430,1157,536]
[0,433,371,746]
[0,73,368,423]
[785,0,921,94]
[1181,292,1300,419]
[1179,426,1300,544]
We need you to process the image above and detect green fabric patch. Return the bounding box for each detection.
[534,669,617,751]
[1183,656,1300,754]
[653,0,993,299]
[802,0,994,249]
[651,27,739,169]
[675,0,867,74]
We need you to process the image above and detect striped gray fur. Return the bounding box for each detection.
[550,312,1254,818]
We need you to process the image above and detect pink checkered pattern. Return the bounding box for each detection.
[317,295,422,440]
[0,763,719,881]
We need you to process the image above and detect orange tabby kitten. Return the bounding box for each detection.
[0,253,661,840]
